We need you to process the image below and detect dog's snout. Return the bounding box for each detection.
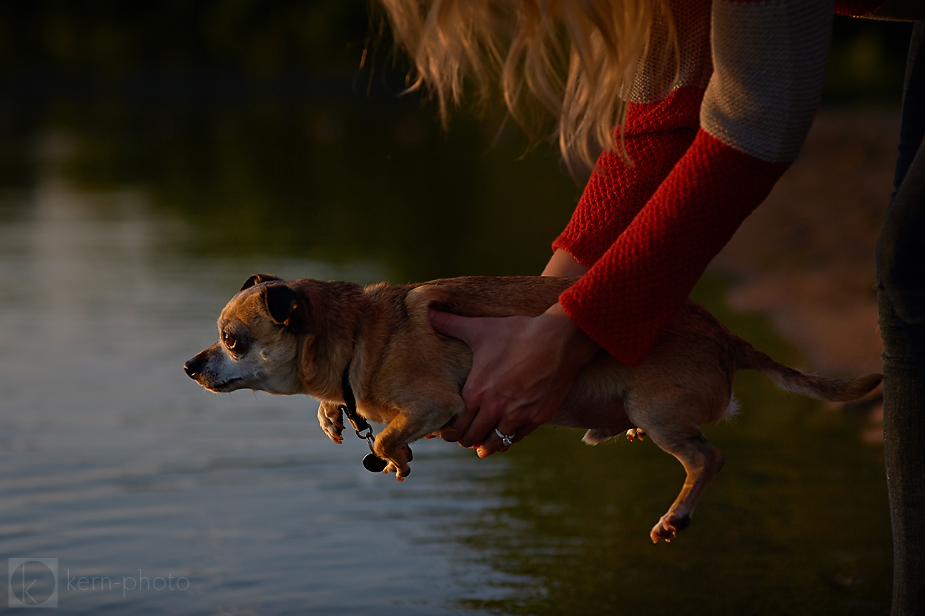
[184,354,206,379]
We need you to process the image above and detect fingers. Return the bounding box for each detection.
[439,399,479,442]
[428,311,567,456]
[458,415,491,449]
[476,423,539,457]
[441,388,522,453]
[428,308,479,344]
[429,308,488,443]
[444,396,543,456]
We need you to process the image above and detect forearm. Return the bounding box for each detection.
[558,0,830,366]
[561,129,791,366]
[553,87,703,267]
[542,249,589,277]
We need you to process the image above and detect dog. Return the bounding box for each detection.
[184,274,881,543]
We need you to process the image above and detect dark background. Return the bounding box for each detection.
[0,1,913,281]
[0,4,909,614]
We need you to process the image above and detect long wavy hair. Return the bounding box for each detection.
[375,0,678,175]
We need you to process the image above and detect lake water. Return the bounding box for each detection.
[0,111,893,615]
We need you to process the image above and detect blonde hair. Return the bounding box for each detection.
[375,0,678,175]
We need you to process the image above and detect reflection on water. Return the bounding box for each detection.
[0,143,516,615]
[30,92,581,284]
[0,106,892,615]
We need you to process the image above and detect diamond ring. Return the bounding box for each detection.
[494,428,515,447]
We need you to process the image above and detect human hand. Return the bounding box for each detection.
[428,303,599,457]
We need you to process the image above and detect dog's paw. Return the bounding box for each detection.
[381,444,413,481]
[627,428,646,442]
[317,402,345,444]
[382,461,411,482]
[650,512,691,544]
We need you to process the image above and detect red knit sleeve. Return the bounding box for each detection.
[555,0,831,367]
[559,130,790,366]
[552,87,704,266]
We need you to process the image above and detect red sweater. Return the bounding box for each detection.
[554,0,922,367]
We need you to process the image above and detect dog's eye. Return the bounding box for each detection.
[222,331,237,350]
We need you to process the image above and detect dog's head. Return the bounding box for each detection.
[184,274,311,395]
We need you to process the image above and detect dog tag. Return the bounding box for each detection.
[363,453,388,473]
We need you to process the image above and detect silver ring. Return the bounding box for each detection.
[494,428,515,447]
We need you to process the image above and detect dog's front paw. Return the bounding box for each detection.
[650,512,691,543]
[381,445,413,481]
[382,461,411,482]
[318,402,345,444]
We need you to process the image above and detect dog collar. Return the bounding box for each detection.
[339,363,388,472]
[340,363,359,419]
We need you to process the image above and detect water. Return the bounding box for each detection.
[0,115,892,615]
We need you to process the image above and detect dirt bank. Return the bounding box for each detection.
[713,107,901,377]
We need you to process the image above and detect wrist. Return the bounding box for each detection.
[542,249,590,277]
[541,303,599,364]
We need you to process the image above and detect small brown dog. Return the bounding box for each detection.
[184,274,881,543]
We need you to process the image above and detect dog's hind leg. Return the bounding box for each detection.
[642,426,725,543]
[582,426,644,444]
[582,428,624,444]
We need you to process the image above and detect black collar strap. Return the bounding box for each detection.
[339,362,368,432]
[339,362,388,473]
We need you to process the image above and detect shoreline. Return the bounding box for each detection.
[713,107,900,377]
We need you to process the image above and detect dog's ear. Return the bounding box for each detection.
[241,274,281,292]
[262,284,307,328]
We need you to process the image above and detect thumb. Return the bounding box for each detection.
[427,308,482,346]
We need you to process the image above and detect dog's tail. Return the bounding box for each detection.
[734,337,882,402]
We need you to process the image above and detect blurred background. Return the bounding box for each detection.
[0,2,912,614]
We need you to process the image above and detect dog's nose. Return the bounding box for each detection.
[184,356,204,379]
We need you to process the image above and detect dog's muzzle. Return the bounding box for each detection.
[183,352,207,380]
